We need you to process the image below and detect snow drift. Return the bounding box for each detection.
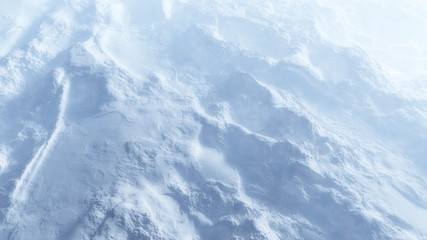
[0,0,426,239]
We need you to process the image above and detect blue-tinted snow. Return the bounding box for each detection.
[0,0,426,239]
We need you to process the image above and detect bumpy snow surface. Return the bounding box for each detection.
[1,0,427,239]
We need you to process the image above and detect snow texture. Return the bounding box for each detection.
[0,0,426,239]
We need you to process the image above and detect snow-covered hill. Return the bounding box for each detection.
[0,0,426,239]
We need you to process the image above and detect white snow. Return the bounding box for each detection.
[0,145,10,175]
[0,0,426,239]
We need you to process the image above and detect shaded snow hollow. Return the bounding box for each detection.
[0,0,427,239]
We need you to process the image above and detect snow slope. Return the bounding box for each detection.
[0,0,426,239]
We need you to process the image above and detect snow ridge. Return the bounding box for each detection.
[10,68,69,205]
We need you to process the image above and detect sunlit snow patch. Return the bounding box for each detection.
[193,141,239,187]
